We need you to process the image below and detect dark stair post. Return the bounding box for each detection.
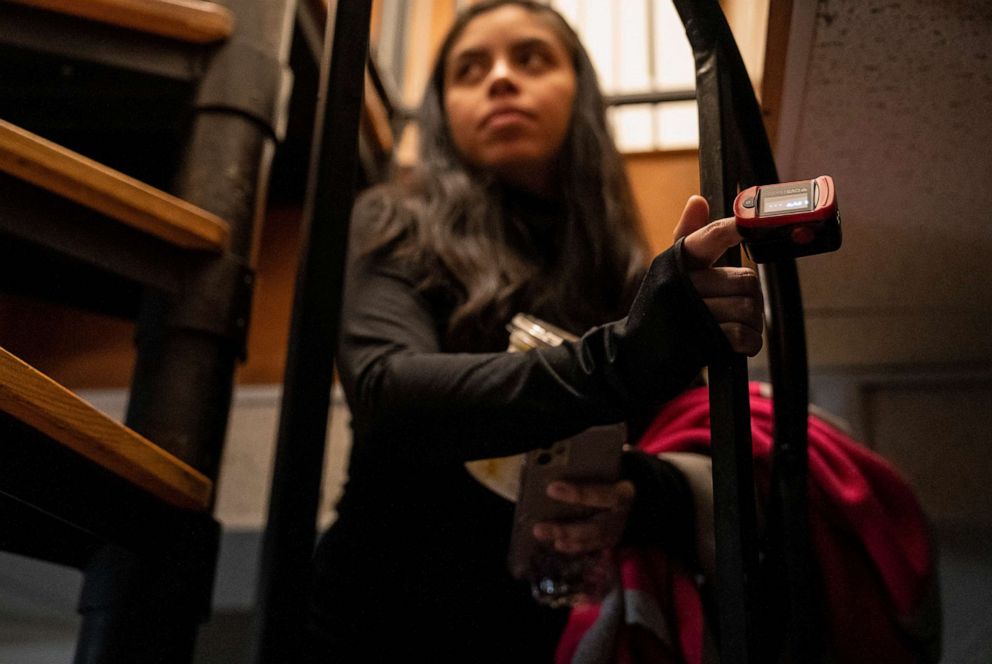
[75,1,298,662]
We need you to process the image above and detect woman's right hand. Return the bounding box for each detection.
[674,195,764,356]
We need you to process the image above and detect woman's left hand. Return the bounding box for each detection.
[532,479,635,554]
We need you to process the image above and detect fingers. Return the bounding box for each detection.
[717,322,764,356]
[672,194,711,241]
[689,266,761,297]
[533,520,615,554]
[672,196,744,270]
[682,217,744,270]
[690,267,764,356]
[700,294,763,330]
[532,480,634,554]
[545,480,634,510]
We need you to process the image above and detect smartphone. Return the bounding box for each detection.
[507,423,627,583]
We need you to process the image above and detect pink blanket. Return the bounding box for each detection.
[556,383,940,663]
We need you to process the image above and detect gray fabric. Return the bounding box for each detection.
[572,585,624,664]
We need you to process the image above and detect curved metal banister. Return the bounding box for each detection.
[671,1,816,662]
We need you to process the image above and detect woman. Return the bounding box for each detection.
[306,1,762,661]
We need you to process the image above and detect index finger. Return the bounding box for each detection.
[546,480,635,510]
[681,217,743,270]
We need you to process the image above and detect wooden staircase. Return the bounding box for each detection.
[0,0,296,661]
[0,119,230,252]
[0,345,211,511]
[5,0,236,44]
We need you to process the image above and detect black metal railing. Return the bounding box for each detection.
[672,1,816,662]
[251,2,372,663]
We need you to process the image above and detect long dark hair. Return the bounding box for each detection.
[362,0,648,350]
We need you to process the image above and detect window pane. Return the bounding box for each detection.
[579,0,617,91]
[653,0,695,91]
[616,0,651,93]
[610,104,656,152]
[654,100,699,149]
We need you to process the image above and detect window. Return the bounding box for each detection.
[552,0,699,151]
[369,0,768,158]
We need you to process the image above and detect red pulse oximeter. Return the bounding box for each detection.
[733,175,841,263]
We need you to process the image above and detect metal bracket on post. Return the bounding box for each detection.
[196,39,294,141]
[167,256,255,360]
[135,255,255,361]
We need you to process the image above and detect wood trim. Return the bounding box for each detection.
[401,0,435,107]
[370,0,383,46]
[362,73,394,155]
[5,0,235,44]
[0,346,212,511]
[0,119,230,252]
[760,0,794,148]
[428,0,456,65]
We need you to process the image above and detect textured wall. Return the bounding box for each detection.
[785,0,992,367]
[773,10,992,657]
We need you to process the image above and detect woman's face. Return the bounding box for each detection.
[442,5,577,193]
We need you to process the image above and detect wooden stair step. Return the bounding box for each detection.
[5,0,235,44]
[0,345,212,511]
[0,119,230,252]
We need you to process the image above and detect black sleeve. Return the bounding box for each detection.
[338,197,730,467]
[620,450,696,563]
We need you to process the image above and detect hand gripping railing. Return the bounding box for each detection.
[671,1,817,662]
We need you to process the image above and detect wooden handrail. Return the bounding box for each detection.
[362,73,395,156]
[0,346,212,511]
[5,0,235,44]
[0,119,230,252]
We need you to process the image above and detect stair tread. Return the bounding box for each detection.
[6,0,234,44]
[0,119,230,252]
[0,345,212,511]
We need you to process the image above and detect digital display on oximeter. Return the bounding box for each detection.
[733,175,841,263]
[760,191,811,214]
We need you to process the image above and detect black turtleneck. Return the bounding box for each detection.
[305,184,727,663]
